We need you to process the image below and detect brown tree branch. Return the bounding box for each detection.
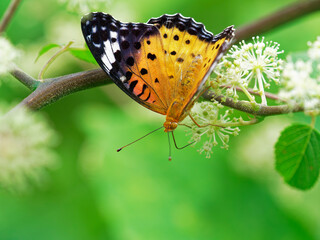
[12,68,112,110]
[10,66,38,90]
[0,0,22,33]
[9,0,320,114]
[235,0,320,42]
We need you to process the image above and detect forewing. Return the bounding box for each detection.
[148,14,235,119]
[81,12,170,115]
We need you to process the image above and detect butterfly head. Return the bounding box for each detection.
[163,120,178,132]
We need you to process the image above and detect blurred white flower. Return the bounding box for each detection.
[214,36,283,105]
[0,105,59,193]
[308,36,320,60]
[186,102,240,158]
[59,0,112,14]
[279,58,320,111]
[0,37,20,76]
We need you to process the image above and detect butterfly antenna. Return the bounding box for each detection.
[167,132,172,161]
[171,131,195,150]
[117,126,163,152]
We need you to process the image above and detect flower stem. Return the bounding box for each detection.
[38,41,74,81]
[238,84,256,103]
[222,116,264,127]
[221,84,286,102]
[257,69,267,105]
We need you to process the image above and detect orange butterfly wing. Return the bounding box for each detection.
[81,13,169,115]
[147,14,234,123]
[81,13,234,130]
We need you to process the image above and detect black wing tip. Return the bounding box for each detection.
[81,12,93,24]
[81,12,235,42]
[148,13,214,41]
[147,13,235,43]
[81,12,116,25]
[221,25,235,40]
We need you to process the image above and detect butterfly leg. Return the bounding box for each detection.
[188,113,224,128]
[178,123,192,129]
[171,131,195,150]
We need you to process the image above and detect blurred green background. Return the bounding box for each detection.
[1,0,320,239]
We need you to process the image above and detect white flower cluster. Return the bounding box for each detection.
[0,106,59,193]
[308,36,320,60]
[59,0,112,13]
[0,37,20,77]
[279,37,320,112]
[214,36,283,105]
[186,102,240,158]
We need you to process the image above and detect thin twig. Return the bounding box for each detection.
[10,66,38,90]
[235,0,320,42]
[203,90,304,116]
[38,41,74,80]
[0,0,22,33]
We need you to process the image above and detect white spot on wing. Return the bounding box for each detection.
[110,31,117,39]
[110,31,121,52]
[103,39,116,63]
[101,54,112,70]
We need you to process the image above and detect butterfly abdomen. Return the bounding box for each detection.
[163,56,203,132]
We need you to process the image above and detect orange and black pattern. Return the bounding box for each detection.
[81,13,234,129]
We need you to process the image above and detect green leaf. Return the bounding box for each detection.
[35,43,61,62]
[275,124,320,190]
[69,48,98,65]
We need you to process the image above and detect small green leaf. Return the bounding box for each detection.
[35,43,61,62]
[275,124,320,190]
[69,48,98,65]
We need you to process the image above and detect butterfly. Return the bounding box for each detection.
[81,13,234,132]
